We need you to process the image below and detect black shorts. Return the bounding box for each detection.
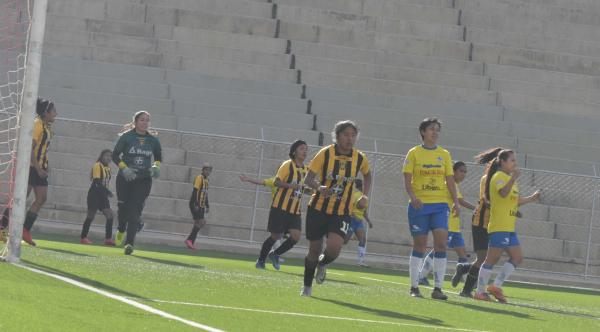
[87,187,110,211]
[28,167,48,187]
[305,207,351,241]
[472,225,489,252]
[190,206,205,220]
[267,207,301,234]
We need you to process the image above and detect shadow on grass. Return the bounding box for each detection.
[133,255,205,270]
[22,260,148,300]
[275,270,359,286]
[506,301,600,320]
[38,247,97,258]
[313,296,447,326]
[440,299,536,320]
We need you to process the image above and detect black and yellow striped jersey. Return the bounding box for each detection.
[308,144,370,216]
[472,175,490,228]
[272,160,307,215]
[91,162,111,189]
[32,117,52,170]
[192,175,209,208]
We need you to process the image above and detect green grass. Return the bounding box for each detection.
[1,234,599,332]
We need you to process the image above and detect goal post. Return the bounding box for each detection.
[1,0,48,263]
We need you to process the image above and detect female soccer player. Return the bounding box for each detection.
[418,161,475,286]
[475,149,540,303]
[80,149,115,245]
[403,117,459,300]
[301,121,371,296]
[255,140,308,270]
[239,175,278,200]
[185,163,212,250]
[13,98,57,246]
[343,179,373,267]
[113,110,162,255]
[459,147,502,297]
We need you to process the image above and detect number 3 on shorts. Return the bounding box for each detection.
[340,220,350,234]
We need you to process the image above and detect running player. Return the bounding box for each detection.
[343,179,373,267]
[80,149,115,245]
[256,140,308,270]
[301,121,371,296]
[185,163,212,250]
[418,161,475,286]
[475,149,540,303]
[459,148,502,297]
[113,110,162,255]
[403,117,460,300]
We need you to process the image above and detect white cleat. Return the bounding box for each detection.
[315,263,327,284]
[300,286,312,297]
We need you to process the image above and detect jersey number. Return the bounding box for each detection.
[340,221,350,235]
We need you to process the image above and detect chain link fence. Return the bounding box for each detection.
[178,130,600,282]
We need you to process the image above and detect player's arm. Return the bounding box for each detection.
[189,176,201,210]
[30,123,46,177]
[459,198,476,210]
[364,211,373,228]
[239,174,266,186]
[205,192,209,213]
[499,169,519,198]
[446,176,460,217]
[519,190,541,206]
[304,171,331,197]
[362,171,372,201]
[274,178,301,189]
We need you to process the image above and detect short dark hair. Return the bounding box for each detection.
[331,120,359,143]
[453,161,466,172]
[419,117,442,140]
[289,139,307,159]
[36,97,54,118]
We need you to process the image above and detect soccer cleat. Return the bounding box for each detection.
[115,231,125,247]
[300,286,312,297]
[185,239,197,250]
[268,251,280,271]
[487,285,507,303]
[459,290,473,298]
[358,261,370,268]
[22,229,36,246]
[431,287,448,300]
[315,263,327,284]
[124,244,134,255]
[474,292,492,302]
[80,237,92,245]
[255,259,266,269]
[418,277,431,286]
[104,238,116,246]
[452,264,468,288]
[410,287,423,298]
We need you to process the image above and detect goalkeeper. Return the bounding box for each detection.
[112,111,162,255]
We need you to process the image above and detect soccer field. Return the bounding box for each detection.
[1,235,599,332]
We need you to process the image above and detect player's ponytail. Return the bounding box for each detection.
[474,147,503,165]
[484,149,514,201]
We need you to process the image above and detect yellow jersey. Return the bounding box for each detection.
[263,177,278,200]
[402,145,454,204]
[351,190,368,220]
[193,175,209,208]
[91,162,111,188]
[488,171,519,233]
[32,117,52,170]
[272,160,307,215]
[472,175,490,228]
[448,184,463,232]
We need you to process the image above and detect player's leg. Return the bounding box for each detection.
[355,226,368,266]
[302,208,327,296]
[462,226,488,296]
[418,249,434,285]
[488,234,521,303]
[450,233,469,287]
[257,208,284,268]
[408,204,430,297]
[115,175,129,246]
[315,229,345,285]
[273,215,301,257]
[431,226,449,300]
[80,208,97,244]
[124,178,152,254]
[475,233,504,301]
[101,208,115,245]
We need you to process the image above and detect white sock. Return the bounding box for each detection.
[410,255,424,288]
[272,239,281,251]
[357,246,366,263]
[493,261,516,288]
[420,255,434,279]
[433,257,447,289]
[477,266,493,294]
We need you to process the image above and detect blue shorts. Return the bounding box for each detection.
[408,203,449,236]
[489,232,520,248]
[348,217,365,236]
[447,232,465,248]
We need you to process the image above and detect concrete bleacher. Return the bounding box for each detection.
[16,0,600,279]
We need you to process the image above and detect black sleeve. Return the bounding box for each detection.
[112,135,126,166]
[205,193,209,209]
[153,137,163,163]
[189,188,199,208]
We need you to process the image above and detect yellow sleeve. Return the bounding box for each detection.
[402,149,415,174]
[263,177,276,189]
[32,119,43,144]
[360,152,370,175]
[445,150,454,177]
[491,172,506,195]
[275,161,291,182]
[92,163,102,179]
[351,191,362,206]
[457,186,463,200]
[193,175,203,189]
[308,148,326,176]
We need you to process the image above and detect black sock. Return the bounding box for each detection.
[462,265,480,293]
[1,208,10,229]
[273,238,297,256]
[23,211,38,231]
[258,237,276,262]
[304,257,318,287]
[320,252,336,265]
[81,217,93,238]
[459,263,472,274]
[117,203,127,233]
[105,218,113,239]
[187,226,200,243]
